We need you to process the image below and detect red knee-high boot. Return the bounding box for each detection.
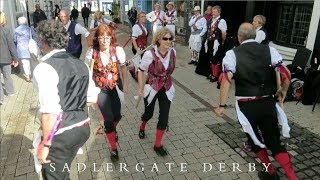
[154,128,167,156]
[105,131,117,150]
[274,152,297,180]
[255,149,276,174]
[155,128,165,147]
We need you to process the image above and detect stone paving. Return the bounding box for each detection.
[1,20,320,180]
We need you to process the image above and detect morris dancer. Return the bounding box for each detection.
[252,14,268,44]
[146,3,165,35]
[33,20,99,179]
[129,11,148,81]
[214,23,296,180]
[137,27,176,156]
[85,24,128,162]
[164,2,177,40]
[188,6,207,65]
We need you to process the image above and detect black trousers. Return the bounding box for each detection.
[238,96,287,156]
[98,88,122,133]
[41,125,90,180]
[142,87,171,130]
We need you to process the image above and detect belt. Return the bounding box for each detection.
[237,96,264,102]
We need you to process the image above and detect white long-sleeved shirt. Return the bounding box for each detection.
[188,14,207,37]
[146,10,165,25]
[89,18,113,29]
[255,26,266,43]
[164,10,177,24]
[64,20,90,37]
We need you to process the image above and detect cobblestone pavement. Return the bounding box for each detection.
[1,20,320,180]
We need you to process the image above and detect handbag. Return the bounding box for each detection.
[28,28,40,60]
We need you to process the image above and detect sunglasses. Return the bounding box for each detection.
[162,37,173,41]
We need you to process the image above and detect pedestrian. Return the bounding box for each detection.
[127,6,137,27]
[252,15,268,44]
[0,12,19,105]
[164,2,177,41]
[32,19,99,179]
[188,6,207,65]
[146,3,165,35]
[13,16,40,82]
[59,9,90,58]
[70,6,79,22]
[137,27,176,156]
[89,10,116,30]
[214,23,296,180]
[81,4,90,27]
[129,11,148,81]
[85,24,128,162]
[54,4,60,19]
[33,4,47,28]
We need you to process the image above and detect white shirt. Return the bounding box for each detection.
[89,18,113,29]
[64,20,90,37]
[139,46,176,71]
[85,46,126,67]
[210,16,227,33]
[188,14,207,37]
[164,10,177,24]
[146,10,165,24]
[139,46,176,104]
[132,23,147,39]
[32,49,99,115]
[222,39,282,74]
[255,26,266,43]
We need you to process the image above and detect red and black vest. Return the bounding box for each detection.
[92,46,120,90]
[136,23,148,49]
[148,49,176,92]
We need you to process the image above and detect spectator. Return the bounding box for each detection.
[14,16,40,82]
[54,4,60,19]
[0,13,19,105]
[33,4,47,28]
[127,6,137,27]
[59,9,90,58]
[70,6,79,22]
[81,4,90,27]
[204,4,213,24]
[146,3,165,35]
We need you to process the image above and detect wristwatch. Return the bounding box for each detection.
[43,144,51,148]
[219,104,227,108]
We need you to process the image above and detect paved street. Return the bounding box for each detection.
[1,21,320,180]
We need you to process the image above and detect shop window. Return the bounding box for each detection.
[276,2,312,47]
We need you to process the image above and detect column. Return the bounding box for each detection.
[306,0,320,50]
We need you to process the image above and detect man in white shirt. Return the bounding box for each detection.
[214,23,296,180]
[188,6,207,65]
[59,9,90,58]
[32,19,99,179]
[146,3,165,35]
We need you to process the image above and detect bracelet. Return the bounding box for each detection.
[219,104,227,108]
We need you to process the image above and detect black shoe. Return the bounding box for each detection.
[139,130,145,139]
[207,74,212,80]
[258,171,279,180]
[188,60,195,64]
[154,145,168,156]
[110,149,119,162]
[210,77,218,82]
[194,61,198,66]
[217,83,221,89]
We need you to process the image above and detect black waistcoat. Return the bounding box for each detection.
[233,42,276,96]
[45,51,89,128]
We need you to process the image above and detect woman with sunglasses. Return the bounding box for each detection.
[85,24,128,162]
[129,11,148,81]
[137,27,176,156]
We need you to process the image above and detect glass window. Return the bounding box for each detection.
[276,2,312,47]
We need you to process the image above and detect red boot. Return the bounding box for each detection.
[255,149,276,174]
[274,152,297,180]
